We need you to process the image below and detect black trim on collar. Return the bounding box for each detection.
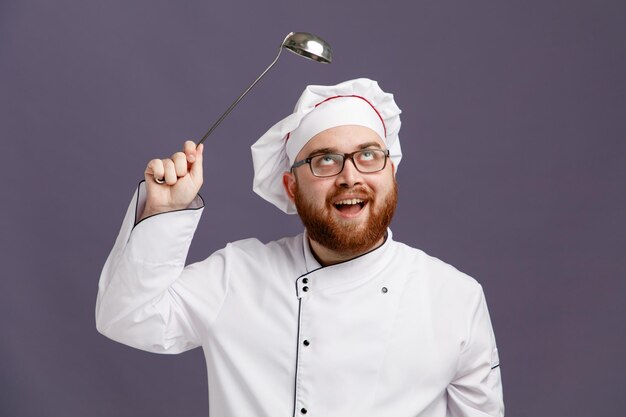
[302,230,389,274]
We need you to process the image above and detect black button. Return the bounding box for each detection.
[303,286,309,292]
[302,278,309,284]
[381,287,388,293]
[301,408,308,414]
[303,340,310,346]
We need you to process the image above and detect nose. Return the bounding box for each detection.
[335,157,363,188]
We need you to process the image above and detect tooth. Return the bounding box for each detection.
[335,198,364,205]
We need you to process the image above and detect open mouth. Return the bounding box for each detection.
[333,198,367,215]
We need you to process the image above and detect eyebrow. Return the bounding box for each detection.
[357,142,383,150]
[306,142,383,158]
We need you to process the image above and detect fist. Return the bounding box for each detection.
[140,141,204,221]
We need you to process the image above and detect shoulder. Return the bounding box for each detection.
[389,241,487,331]
[390,239,483,296]
[212,234,305,281]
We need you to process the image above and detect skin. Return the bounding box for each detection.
[140,140,204,221]
[283,125,396,265]
[139,125,396,267]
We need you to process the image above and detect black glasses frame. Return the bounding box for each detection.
[291,149,390,178]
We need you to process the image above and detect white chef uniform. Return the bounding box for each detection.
[96,182,504,417]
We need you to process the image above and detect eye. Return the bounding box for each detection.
[318,154,337,166]
[320,155,336,165]
[311,154,341,170]
[360,150,375,160]
[357,149,383,163]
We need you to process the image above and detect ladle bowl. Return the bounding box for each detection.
[282,32,333,63]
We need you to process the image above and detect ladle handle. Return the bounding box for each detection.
[196,44,285,147]
[155,35,294,184]
[155,45,284,184]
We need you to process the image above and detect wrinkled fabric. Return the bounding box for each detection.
[96,182,504,417]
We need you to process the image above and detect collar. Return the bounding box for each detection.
[297,229,395,298]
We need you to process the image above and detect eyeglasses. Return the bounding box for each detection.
[291,149,390,177]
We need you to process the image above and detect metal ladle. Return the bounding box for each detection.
[197,31,332,146]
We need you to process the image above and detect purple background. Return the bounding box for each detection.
[2,0,625,415]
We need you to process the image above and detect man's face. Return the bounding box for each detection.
[283,125,398,255]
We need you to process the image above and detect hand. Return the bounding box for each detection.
[140,141,204,221]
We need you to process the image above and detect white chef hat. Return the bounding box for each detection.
[251,78,402,214]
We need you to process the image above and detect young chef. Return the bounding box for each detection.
[96,78,504,416]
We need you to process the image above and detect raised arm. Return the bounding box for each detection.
[95,141,228,354]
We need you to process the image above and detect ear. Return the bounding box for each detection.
[391,161,397,176]
[283,171,297,203]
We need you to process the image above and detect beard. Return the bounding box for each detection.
[294,180,398,256]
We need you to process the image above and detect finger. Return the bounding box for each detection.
[163,159,178,185]
[190,143,203,180]
[183,140,197,163]
[171,152,188,178]
[145,159,165,183]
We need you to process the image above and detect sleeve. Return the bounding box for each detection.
[446,287,504,417]
[95,181,230,354]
